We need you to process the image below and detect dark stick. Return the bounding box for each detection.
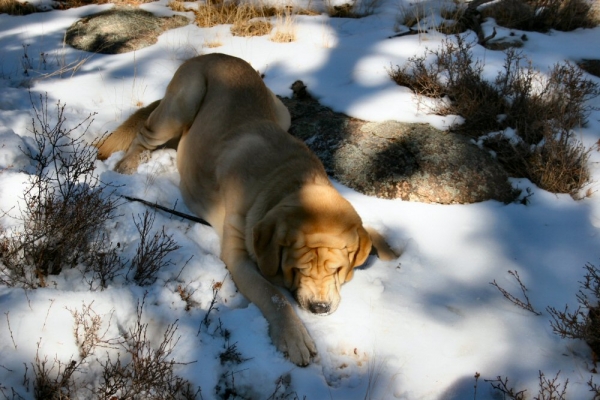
[120,195,211,226]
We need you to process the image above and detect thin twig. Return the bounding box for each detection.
[42,299,56,331]
[5,312,17,350]
[490,270,542,316]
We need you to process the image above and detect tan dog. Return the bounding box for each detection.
[97,53,397,366]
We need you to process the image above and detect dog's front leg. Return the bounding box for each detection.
[221,215,317,366]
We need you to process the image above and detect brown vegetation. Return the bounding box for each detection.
[480,0,599,32]
[194,0,278,37]
[389,37,598,197]
[0,0,37,15]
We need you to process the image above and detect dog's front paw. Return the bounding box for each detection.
[114,155,140,174]
[270,312,317,366]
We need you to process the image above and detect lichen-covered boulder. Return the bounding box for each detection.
[281,84,518,204]
[65,7,189,54]
[333,121,518,204]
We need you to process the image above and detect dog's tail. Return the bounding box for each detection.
[366,227,400,261]
[96,100,161,160]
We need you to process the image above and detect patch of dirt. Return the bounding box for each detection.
[65,7,189,54]
[281,81,519,204]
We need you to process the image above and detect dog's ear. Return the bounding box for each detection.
[350,226,372,269]
[252,211,287,277]
[280,246,302,289]
[365,227,398,261]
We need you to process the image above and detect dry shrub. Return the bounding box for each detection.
[194,0,306,39]
[82,235,125,291]
[480,0,598,32]
[389,37,598,197]
[10,300,199,399]
[486,371,569,400]
[195,0,279,37]
[397,2,469,34]
[0,96,184,290]
[231,19,272,37]
[271,7,295,42]
[391,36,505,135]
[271,28,295,42]
[97,296,200,399]
[168,0,187,11]
[0,94,119,288]
[53,0,154,9]
[203,37,223,48]
[492,59,596,194]
[548,263,600,356]
[127,210,181,286]
[32,349,80,400]
[527,132,591,194]
[293,6,320,16]
[485,376,526,400]
[396,2,426,29]
[390,57,445,98]
[327,3,357,18]
[0,0,37,15]
[326,0,381,18]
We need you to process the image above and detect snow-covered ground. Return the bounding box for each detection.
[1,0,600,398]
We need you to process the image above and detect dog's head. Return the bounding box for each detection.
[252,185,373,315]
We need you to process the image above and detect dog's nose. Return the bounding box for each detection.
[309,302,331,315]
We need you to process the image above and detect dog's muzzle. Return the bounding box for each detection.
[308,302,331,315]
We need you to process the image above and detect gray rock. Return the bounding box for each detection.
[65,7,189,54]
[281,83,518,204]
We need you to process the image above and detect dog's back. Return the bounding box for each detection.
[96,54,290,162]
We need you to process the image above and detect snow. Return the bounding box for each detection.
[1,0,600,398]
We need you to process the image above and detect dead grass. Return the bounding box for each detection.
[327,3,357,18]
[395,2,469,34]
[396,2,427,29]
[231,19,272,37]
[54,0,155,9]
[438,3,469,34]
[480,0,599,32]
[0,0,37,15]
[194,0,280,37]
[389,37,599,197]
[167,0,186,12]
[326,0,381,18]
[203,37,223,48]
[271,6,295,42]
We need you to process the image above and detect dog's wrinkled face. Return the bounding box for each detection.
[252,185,372,315]
[281,241,360,315]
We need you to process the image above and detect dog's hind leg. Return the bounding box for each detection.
[96,100,161,161]
[115,60,208,174]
